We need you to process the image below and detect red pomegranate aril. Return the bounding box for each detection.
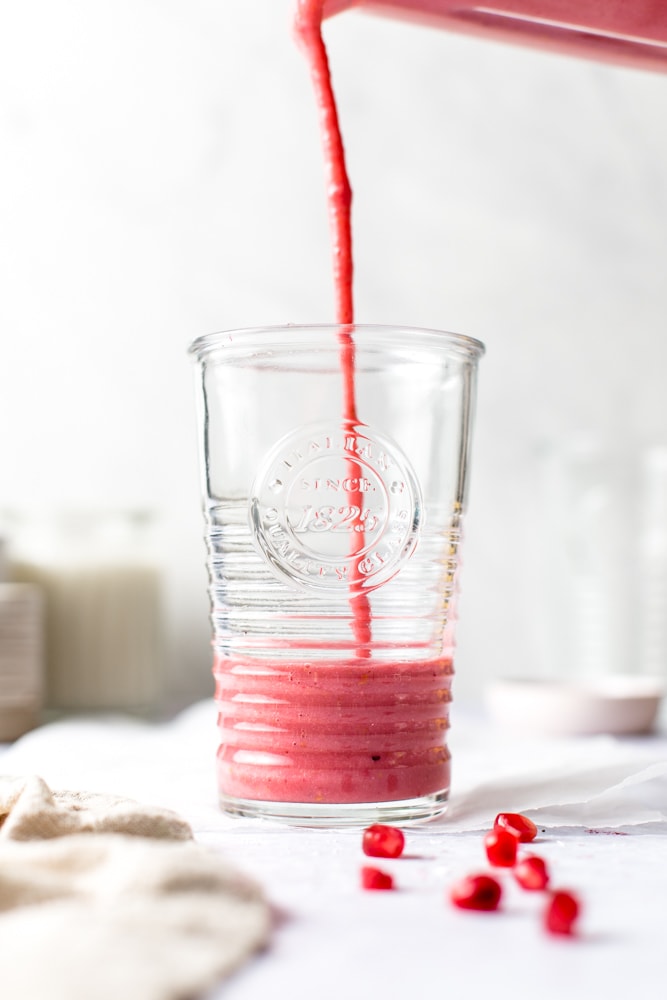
[544,890,581,935]
[484,828,519,867]
[514,855,550,891]
[450,874,502,911]
[494,812,538,843]
[362,823,405,859]
[361,866,394,891]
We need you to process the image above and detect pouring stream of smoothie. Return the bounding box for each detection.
[209,4,459,810]
[294,0,353,327]
[294,0,371,653]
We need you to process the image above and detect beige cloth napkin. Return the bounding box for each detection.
[0,775,271,1000]
[0,774,194,842]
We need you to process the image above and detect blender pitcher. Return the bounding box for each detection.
[322,1,667,74]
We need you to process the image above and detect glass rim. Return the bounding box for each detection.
[188,323,485,362]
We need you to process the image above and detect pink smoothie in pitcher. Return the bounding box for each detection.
[322,1,667,74]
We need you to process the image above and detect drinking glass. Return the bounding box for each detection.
[190,324,484,825]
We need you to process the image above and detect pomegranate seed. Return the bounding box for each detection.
[361,866,394,891]
[362,823,405,859]
[514,855,550,891]
[484,828,519,867]
[450,874,502,911]
[494,812,538,843]
[544,890,581,935]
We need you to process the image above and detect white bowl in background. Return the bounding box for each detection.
[484,675,665,737]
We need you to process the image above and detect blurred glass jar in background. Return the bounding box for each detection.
[536,439,667,686]
[486,438,667,735]
[0,534,43,740]
[1,510,164,715]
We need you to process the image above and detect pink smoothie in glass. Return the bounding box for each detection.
[215,654,452,803]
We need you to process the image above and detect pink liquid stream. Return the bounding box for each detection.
[213,0,452,807]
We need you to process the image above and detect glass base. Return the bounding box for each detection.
[218,789,449,828]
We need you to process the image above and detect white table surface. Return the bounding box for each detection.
[2,701,667,1000]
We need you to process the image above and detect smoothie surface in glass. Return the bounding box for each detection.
[215,652,453,804]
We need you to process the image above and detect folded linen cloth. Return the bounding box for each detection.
[0,775,271,1000]
[0,773,193,842]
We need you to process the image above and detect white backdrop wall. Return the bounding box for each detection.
[1,0,667,705]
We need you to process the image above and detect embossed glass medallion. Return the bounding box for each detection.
[249,423,422,593]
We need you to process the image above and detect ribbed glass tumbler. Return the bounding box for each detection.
[189,324,484,826]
